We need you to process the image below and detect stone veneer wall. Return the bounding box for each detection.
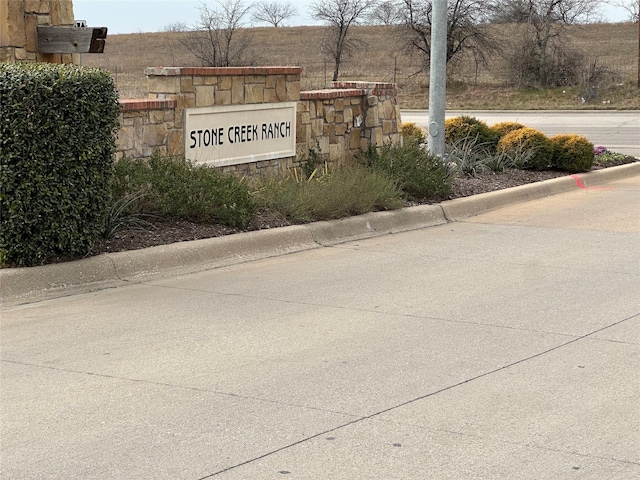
[144,66,302,177]
[298,81,402,166]
[0,0,78,63]
[117,99,176,159]
[115,67,402,178]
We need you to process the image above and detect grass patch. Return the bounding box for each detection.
[83,23,639,110]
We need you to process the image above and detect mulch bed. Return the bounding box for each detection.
[80,156,636,258]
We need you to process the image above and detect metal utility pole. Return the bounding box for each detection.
[428,0,447,157]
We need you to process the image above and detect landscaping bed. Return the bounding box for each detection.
[89,156,636,257]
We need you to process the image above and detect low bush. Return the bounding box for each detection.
[401,122,427,145]
[490,121,526,139]
[550,134,594,172]
[252,166,404,223]
[0,63,120,266]
[593,146,628,165]
[111,155,254,228]
[361,143,453,200]
[445,116,500,152]
[498,127,554,170]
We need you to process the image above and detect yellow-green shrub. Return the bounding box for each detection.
[550,134,594,172]
[498,127,554,170]
[401,122,426,145]
[491,121,526,138]
[445,116,500,150]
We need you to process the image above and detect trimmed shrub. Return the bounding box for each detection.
[111,155,254,228]
[550,134,594,172]
[401,122,426,145]
[445,116,500,151]
[498,127,554,170]
[361,143,453,201]
[0,63,120,266]
[491,121,526,139]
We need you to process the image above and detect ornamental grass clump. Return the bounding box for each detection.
[498,127,554,170]
[444,116,500,152]
[550,134,595,172]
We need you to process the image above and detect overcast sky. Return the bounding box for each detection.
[73,0,633,34]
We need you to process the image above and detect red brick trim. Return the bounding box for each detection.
[333,81,397,97]
[144,66,303,76]
[300,89,366,100]
[120,98,176,111]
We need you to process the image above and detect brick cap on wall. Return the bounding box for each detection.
[120,98,176,111]
[301,89,366,100]
[333,81,397,96]
[144,66,303,76]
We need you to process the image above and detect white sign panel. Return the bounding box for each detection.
[184,102,297,166]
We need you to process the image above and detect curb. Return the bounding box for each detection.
[2,163,638,307]
[441,162,640,221]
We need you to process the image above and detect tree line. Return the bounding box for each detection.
[171,0,638,88]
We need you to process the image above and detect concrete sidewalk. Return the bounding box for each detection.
[2,170,639,479]
[1,162,639,307]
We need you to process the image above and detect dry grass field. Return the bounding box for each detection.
[81,22,639,109]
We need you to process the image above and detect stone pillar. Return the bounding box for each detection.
[0,0,78,64]
[333,81,402,148]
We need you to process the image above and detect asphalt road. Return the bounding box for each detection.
[2,175,639,479]
[400,110,640,158]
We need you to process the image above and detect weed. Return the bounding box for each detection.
[299,140,324,180]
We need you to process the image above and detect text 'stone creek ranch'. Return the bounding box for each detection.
[184,103,297,166]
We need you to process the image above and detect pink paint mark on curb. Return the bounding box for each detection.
[571,175,612,190]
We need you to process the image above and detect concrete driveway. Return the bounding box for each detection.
[2,175,639,479]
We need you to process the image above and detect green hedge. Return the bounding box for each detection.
[0,63,120,266]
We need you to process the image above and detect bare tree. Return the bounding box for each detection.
[366,0,404,24]
[311,0,378,81]
[400,0,499,73]
[181,1,254,67]
[251,1,298,27]
[163,21,189,32]
[488,0,532,23]
[494,0,602,86]
[610,0,639,22]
